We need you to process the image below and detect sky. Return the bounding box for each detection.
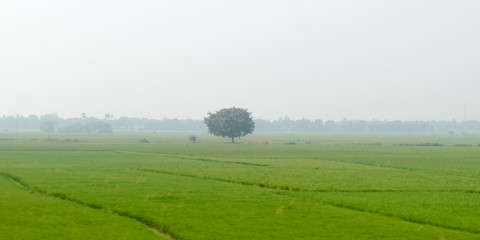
[1,0,479,121]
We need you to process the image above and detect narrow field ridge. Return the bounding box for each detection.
[137,168,299,191]
[0,171,181,240]
[136,168,480,235]
[326,201,480,234]
[164,154,271,167]
[311,157,415,170]
[117,150,270,166]
[136,168,480,194]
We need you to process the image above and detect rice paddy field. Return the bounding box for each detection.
[1,132,480,239]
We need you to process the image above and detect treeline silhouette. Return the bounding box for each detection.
[1,114,479,133]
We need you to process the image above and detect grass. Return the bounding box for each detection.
[0,172,167,240]
[1,132,480,239]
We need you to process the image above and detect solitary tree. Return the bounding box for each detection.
[204,107,255,143]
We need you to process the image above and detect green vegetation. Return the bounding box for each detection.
[0,172,166,240]
[5,113,480,133]
[59,121,113,134]
[1,132,480,239]
[204,107,255,143]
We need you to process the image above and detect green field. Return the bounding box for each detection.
[1,132,480,239]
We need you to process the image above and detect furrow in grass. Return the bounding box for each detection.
[164,154,271,167]
[313,158,480,184]
[136,168,298,191]
[136,168,480,235]
[314,189,480,194]
[238,156,414,171]
[136,168,480,194]
[312,157,414,170]
[324,201,480,234]
[0,171,181,240]
[116,150,270,167]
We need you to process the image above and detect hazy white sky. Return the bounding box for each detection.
[1,0,479,121]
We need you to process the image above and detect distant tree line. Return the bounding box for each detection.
[1,114,480,133]
[112,117,204,131]
[0,114,113,133]
[255,118,480,133]
[60,121,113,134]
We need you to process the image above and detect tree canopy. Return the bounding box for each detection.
[204,107,255,143]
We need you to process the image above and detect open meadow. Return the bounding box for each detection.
[1,132,480,239]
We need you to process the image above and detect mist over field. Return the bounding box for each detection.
[2,3,480,239]
[1,1,480,121]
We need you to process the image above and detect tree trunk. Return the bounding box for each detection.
[231,137,235,143]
